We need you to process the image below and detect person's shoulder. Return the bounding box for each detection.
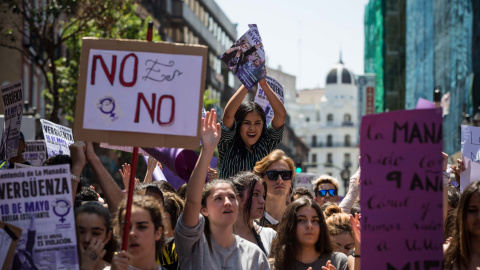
[256,224,277,238]
[235,235,263,254]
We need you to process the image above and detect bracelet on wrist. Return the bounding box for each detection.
[70,174,81,182]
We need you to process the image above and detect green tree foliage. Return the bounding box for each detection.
[53,0,160,123]
[0,0,159,122]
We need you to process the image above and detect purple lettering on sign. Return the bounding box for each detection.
[360,108,443,269]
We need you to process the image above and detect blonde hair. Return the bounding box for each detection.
[253,149,295,177]
[324,204,352,237]
[312,175,340,196]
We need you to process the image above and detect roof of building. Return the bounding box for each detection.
[325,55,356,86]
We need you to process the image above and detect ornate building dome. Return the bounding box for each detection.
[325,57,356,86]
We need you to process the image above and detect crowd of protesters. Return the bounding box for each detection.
[4,80,477,270]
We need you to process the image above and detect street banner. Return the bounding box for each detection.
[0,164,79,270]
[254,75,284,125]
[74,38,208,150]
[22,140,47,167]
[0,80,24,160]
[221,25,265,90]
[460,125,480,192]
[40,119,74,158]
[360,108,443,269]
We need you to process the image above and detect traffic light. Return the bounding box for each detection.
[295,161,303,173]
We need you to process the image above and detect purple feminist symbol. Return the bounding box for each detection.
[97,97,118,121]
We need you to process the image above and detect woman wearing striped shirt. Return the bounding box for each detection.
[218,79,286,179]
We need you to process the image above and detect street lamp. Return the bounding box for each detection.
[341,161,351,193]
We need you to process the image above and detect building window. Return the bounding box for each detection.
[327,114,333,123]
[344,114,351,122]
[312,135,317,147]
[306,117,310,123]
[312,154,317,163]
[344,135,351,147]
[327,153,333,165]
[327,135,332,147]
[316,111,320,121]
[344,153,351,163]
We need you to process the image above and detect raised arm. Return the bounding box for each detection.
[85,142,124,214]
[69,141,87,202]
[222,85,248,129]
[259,78,286,130]
[182,109,221,227]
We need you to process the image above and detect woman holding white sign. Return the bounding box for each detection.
[219,79,286,179]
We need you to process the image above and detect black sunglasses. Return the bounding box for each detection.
[265,170,293,180]
[317,189,337,197]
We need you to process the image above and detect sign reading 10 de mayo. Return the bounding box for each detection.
[74,38,208,149]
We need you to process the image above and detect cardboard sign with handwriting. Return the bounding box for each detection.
[74,38,208,149]
[360,108,443,269]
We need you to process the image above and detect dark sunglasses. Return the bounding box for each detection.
[317,189,337,197]
[265,170,293,180]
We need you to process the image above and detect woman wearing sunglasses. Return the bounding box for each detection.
[254,149,295,230]
[313,175,340,207]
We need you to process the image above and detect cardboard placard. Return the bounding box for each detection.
[360,108,443,269]
[254,75,284,125]
[40,119,74,158]
[74,38,208,150]
[0,164,79,269]
[0,80,24,160]
[460,125,480,192]
[0,222,22,270]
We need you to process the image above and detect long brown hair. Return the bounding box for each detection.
[114,196,165,260]
[269,197,334,270]
[201,179,238,252]
[232,171,267,227]
[444,181,480,269]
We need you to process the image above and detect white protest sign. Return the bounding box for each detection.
[0,80,24,160]
[0,164,79,269]
[40,119,74,158]
[74,38,207,150]
[460,125,480,192]
[83,49,202,136]
[254,75,284,125]
[22,140,47,166]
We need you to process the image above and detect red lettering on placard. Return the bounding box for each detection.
[157,95,175,125]
[134,93,155,123]
[120,53,138,87]
[91,55,117,85]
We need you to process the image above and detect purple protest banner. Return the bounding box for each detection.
[360,108,443,269]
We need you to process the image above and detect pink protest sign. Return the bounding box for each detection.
[360,108,443,269]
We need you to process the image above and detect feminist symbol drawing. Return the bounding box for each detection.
[97,97,118,121]
[52,198,71,223]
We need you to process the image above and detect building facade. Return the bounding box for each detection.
[405,0,478,155]
[286,61,360,196]
[364,0,406,112]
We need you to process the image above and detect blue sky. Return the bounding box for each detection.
[215,0,370,90]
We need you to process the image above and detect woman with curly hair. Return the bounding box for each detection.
[269,197,348,270]
[324,204,354,256]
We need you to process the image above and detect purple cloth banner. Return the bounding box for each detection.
[360,109,443,269]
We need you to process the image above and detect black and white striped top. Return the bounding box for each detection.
[218,121,284,179]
